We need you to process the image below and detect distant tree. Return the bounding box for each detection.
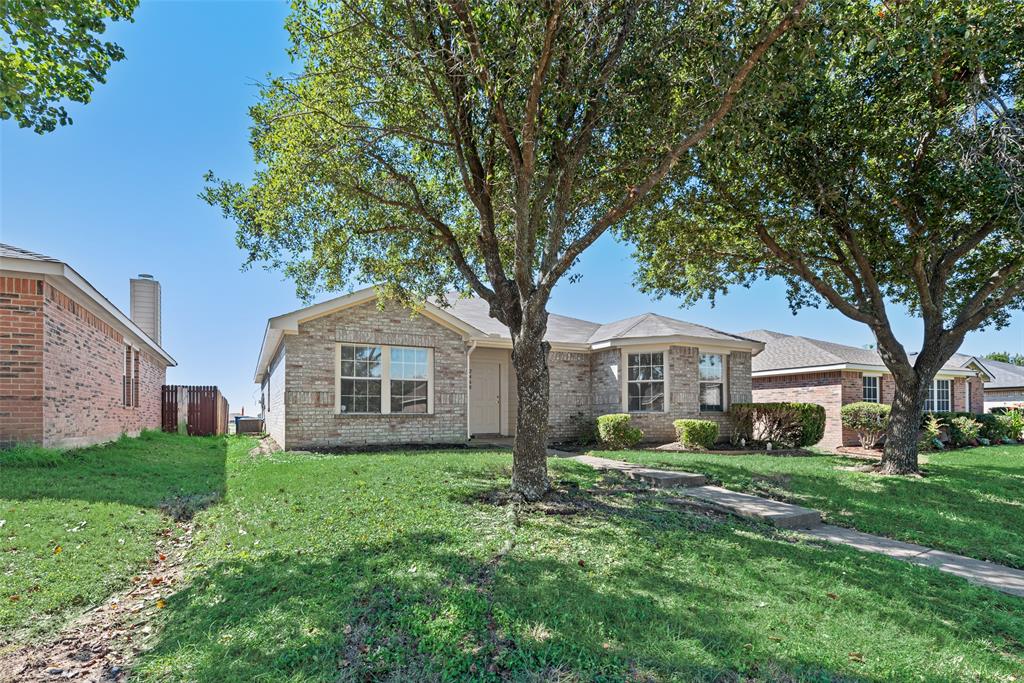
[1,0,139,133]
[984,352,1024,367]
[628,0,1023,474]
[204,0,809,499]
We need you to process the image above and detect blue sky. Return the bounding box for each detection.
[2,1,1022,414]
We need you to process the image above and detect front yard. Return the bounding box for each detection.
[611,445,1024,568]
[2,433,1023,681]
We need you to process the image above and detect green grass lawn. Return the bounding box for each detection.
[610,445,1024,568]
[0,430,227,644]
[4,434,1023,681]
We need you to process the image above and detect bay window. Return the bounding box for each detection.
[699,353,725,412]
[627,352,664,412]
[925,378,951,413]
[336,343,432,414]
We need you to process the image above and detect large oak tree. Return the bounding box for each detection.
[627,0,1023,473]
[205,0,809,499]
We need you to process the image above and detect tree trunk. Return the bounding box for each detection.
[509,322,551,501]
[880,376,928,474]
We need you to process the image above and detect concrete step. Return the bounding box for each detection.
[569,455,707,488]
[672,486,822,529]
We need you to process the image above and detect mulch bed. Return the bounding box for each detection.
[647,442,816,457]
[834,446,883,461]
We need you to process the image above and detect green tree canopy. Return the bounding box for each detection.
[985,351,1024,366]
[628,0,1023,473]
[205,0,808,498]
[1,0,138,133]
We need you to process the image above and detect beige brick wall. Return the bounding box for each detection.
[263,344,287,447]
[589,347,749,443]
[282,300,468,449]
[548,350,592,441]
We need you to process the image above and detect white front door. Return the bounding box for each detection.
[470,360,501,434]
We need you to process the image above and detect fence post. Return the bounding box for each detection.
[176,386,189,434]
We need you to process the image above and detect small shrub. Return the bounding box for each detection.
[948,416,982,447]
[596,414,643,449]
[978,437,991,446]
[1000,408,1024,440]
[674,419,719,449]
[840,402,891,448]
[976,413,1010,442]
[919,413,943,451]
[729,402,825,448]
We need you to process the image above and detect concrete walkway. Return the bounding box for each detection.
[569,454,1024,598]
[806,525,1024,597]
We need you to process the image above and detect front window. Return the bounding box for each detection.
[339,344,382,413]
[337,343,433,414]
[627,352,664,412]
[925,378,951,412]
[390,347,429,414]
[862,375,879,403]
[699,353,725,412]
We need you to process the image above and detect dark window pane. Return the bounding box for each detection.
[391,380,428,413]
[700,383,723,411]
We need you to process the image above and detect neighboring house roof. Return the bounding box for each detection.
[254,286,763,382]
[0,242,176,366]
[743,329,990,380]
[983,358,1024,390]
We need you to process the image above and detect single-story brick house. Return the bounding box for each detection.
[982,359,1024,412]
[744,330,991,450]
[0,244,176,448]
[254,288,764,450]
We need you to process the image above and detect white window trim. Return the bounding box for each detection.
[620,347,670,414]
[334,343,434,415]
[699,349,728,413]
[862,374,880,403]
[925,377,952,413]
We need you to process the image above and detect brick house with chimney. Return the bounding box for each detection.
[0,244,176,448]
[744,330,991,450]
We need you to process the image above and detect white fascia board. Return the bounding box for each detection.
[2,257,176,366]
[754,363,983,379]
[590,334,763,354]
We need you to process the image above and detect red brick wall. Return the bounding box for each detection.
[42,284,165,448]
[751,371,846,449]
[0,277,44,446]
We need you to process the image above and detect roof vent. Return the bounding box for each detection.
[138,273,154,279]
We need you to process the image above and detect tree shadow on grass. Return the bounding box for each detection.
[0,431,227,515]
[133,477,1024,682]
[629,454,1024,568]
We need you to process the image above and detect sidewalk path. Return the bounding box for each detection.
[569,454,1024,598]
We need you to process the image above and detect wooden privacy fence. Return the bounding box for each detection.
[162,385,229,436]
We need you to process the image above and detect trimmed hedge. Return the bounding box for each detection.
[674,419,719,450]
[841,402,891,448]
[729,402,826,448]
[596,413,643,449]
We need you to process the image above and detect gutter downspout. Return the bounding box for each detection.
[466,341,477,441]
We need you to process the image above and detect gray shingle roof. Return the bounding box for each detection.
[587,312,758,345]
[744,330,983,374]
[437,296,755,346]
[0,243,60,262]
[983,358,1024,389]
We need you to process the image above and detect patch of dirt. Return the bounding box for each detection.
[0,521,196,683]
[158,492,221,522]
[648,442,815,457]
[248,435,282,457]
[835,446,883,461]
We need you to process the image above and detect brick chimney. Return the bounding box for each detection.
[130,274,161,344]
